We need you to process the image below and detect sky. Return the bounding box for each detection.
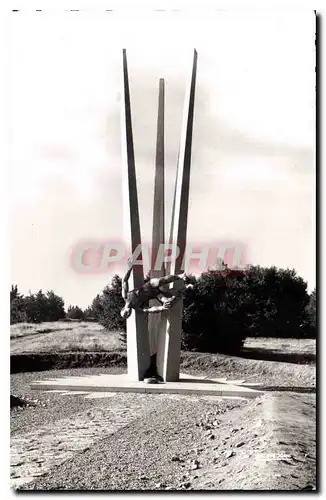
[9,10,316,308]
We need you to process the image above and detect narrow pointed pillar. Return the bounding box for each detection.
[148,79,166,373]
[157,49,198,381]
[121,49,150,380]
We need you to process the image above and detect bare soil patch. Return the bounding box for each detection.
[10,324,316,490]
[181,352,315,388]
[13,389,315,491]
[11,364,316,491]
[189,392,316,490]
[11,349,315,389]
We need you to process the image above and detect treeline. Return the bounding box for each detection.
[10,286,66,324]
[88,266,317,353]
[181,266,316,353]
[10,286,92,324]
[10,265,316,354]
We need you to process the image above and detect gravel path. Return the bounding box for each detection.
[11,369,316,491]
[11,367,124,435]
[19,395,247,491]
[11,368,248,490]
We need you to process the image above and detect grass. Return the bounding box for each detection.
[11,322,316,357]
[241,337,315,364]
[10,321,316,387]
[244,337,316,356]
[10,321,122,355]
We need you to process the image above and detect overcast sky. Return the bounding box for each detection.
[9,10,315,308]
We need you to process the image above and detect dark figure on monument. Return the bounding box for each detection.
[120,259,193,320]
[120,258,193,383]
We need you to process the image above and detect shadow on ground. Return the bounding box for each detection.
[238,348,315,365]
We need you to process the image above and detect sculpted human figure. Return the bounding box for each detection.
[120,259,193,382]
[120,258,193,320]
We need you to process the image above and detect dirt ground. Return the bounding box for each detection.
[11,322,315,388]
[188,392,316,490]
[10,369,316,491]
[10,322,316,491]
[181,352,316,388]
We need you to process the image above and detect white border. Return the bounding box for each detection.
[2,2,322,499]
[4,0,323,11]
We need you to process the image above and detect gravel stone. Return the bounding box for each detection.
[11,367,316,491]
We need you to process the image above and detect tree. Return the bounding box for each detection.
[182,269,248,353]
[83,306,95,321]
[10,285,28,324]
[304,288,316,337]
[24,292,42,323]
[243,266,310,338]
[10,286,65,324]
[181,265,312,353]
[10,285,20,303]
[100,275,126,332]
[45,290,65,321]
[90,276,126,335]
[89,294,104,321]
[66,305,85,320]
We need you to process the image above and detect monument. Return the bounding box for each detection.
[121,49,197,382]
[30,48,263,398]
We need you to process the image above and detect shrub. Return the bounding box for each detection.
[243,266,310,338]
[182,265,312,353]
[182,269,248,354]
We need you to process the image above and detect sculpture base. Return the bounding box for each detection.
[30,373,264,398]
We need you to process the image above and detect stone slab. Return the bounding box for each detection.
[30,373,264,398]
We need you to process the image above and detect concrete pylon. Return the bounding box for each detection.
[157,49,198,381]
[121,49,150,381]
[148,79,166,366]
[120,49,197,382]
